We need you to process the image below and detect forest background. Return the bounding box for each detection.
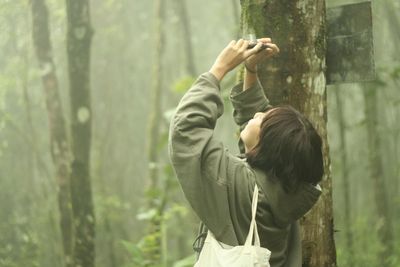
[0,0,399,267]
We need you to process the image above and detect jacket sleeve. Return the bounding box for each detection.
[230,79,272,153]
[168,72,254,241]
[230,79,272,128]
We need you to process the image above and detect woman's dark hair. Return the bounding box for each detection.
[246,106,324,192]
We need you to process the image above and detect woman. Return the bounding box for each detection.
[168,38,323,267]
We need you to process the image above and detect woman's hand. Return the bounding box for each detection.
[209,39,263,81]
[245,38,280,72]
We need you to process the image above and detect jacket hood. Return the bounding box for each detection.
[253,167,322,227]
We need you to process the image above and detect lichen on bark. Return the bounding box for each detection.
[240,1,337,266]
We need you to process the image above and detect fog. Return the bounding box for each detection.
[0,0,398,266]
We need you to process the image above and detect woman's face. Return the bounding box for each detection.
[240,111,267,152]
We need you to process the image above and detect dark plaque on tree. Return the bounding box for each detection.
[326,1,375,84]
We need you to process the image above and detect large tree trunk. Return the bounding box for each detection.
[240,1,337,266]
[333,86,354,266]
[31,1,73,266]
[363,85,393,266]
[65,1,95,266]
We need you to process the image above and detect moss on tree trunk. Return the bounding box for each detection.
[65,1,95,266]
[31,1,73,266]
[240,1,337,266]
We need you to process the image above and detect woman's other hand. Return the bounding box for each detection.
[209,39,263,81]
[245,38,280,73]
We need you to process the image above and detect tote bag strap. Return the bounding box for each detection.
[244,184,261,247]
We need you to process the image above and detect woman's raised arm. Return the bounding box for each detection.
[168,40,263,241]
[230,38,279,128]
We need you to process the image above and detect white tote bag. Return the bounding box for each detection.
[194,184,271,267]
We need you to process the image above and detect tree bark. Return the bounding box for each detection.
[240,1,337,266]
[31,1,73,266]
[94,145,118,267]
[147,0,165,191]
[231,0,240,26]
[175,0,196,76]
[333,86,354,266]
[383,0,400,43]
[383,0,400,213]
[65,1,95,266]
[363,85,393,266]
[142,0,166,265]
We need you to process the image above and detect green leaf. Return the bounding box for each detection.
[173,254,196,267]
[136,208,158,221]
[172,76,196,94]
[120,240,146,265]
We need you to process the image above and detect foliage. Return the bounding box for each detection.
[124,195,190,267]
[0,0,399,266]
[172,254,196,267]
[0,213,40,267]
[336,215,400,267]
[171,76,196,94]
[125,158,191,267]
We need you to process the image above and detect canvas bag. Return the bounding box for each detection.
[194,184,271,267]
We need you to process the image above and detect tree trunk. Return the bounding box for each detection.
[175,0,196,76]
[383,0,400,43]
[333,86,354,266]
[362,85,393,266]
[65,1,95,266]
[231,0,240,25]
[147,0,165,192]
[383,0,400,219]
[142,0,166,265]
[94,148,118,267]
[240,1,337,266]
[31,1,73,266]
[173,1,198,258]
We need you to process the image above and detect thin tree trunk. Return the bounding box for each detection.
[333,86,354,266]
[21,41,63,267]
[363,85,393,266]
[20,41,37,212]
[240,1,337,266]
[173,0,198,258]
[142,0,166,265]
[31,1,73,266]
[147,0,165,192]
[383,0,400,43]
[230,0,240,34]
[175,0,196,76]
[383,0,400,221]
[94,141,118,267]
[65,1,95,266]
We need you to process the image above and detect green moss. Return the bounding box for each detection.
[314,24,326,60]
[239,0,326,113]
[240,0,265,37]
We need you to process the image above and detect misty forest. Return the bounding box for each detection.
[0,0,399,267]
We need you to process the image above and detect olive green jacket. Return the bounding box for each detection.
[168,72,321,267]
